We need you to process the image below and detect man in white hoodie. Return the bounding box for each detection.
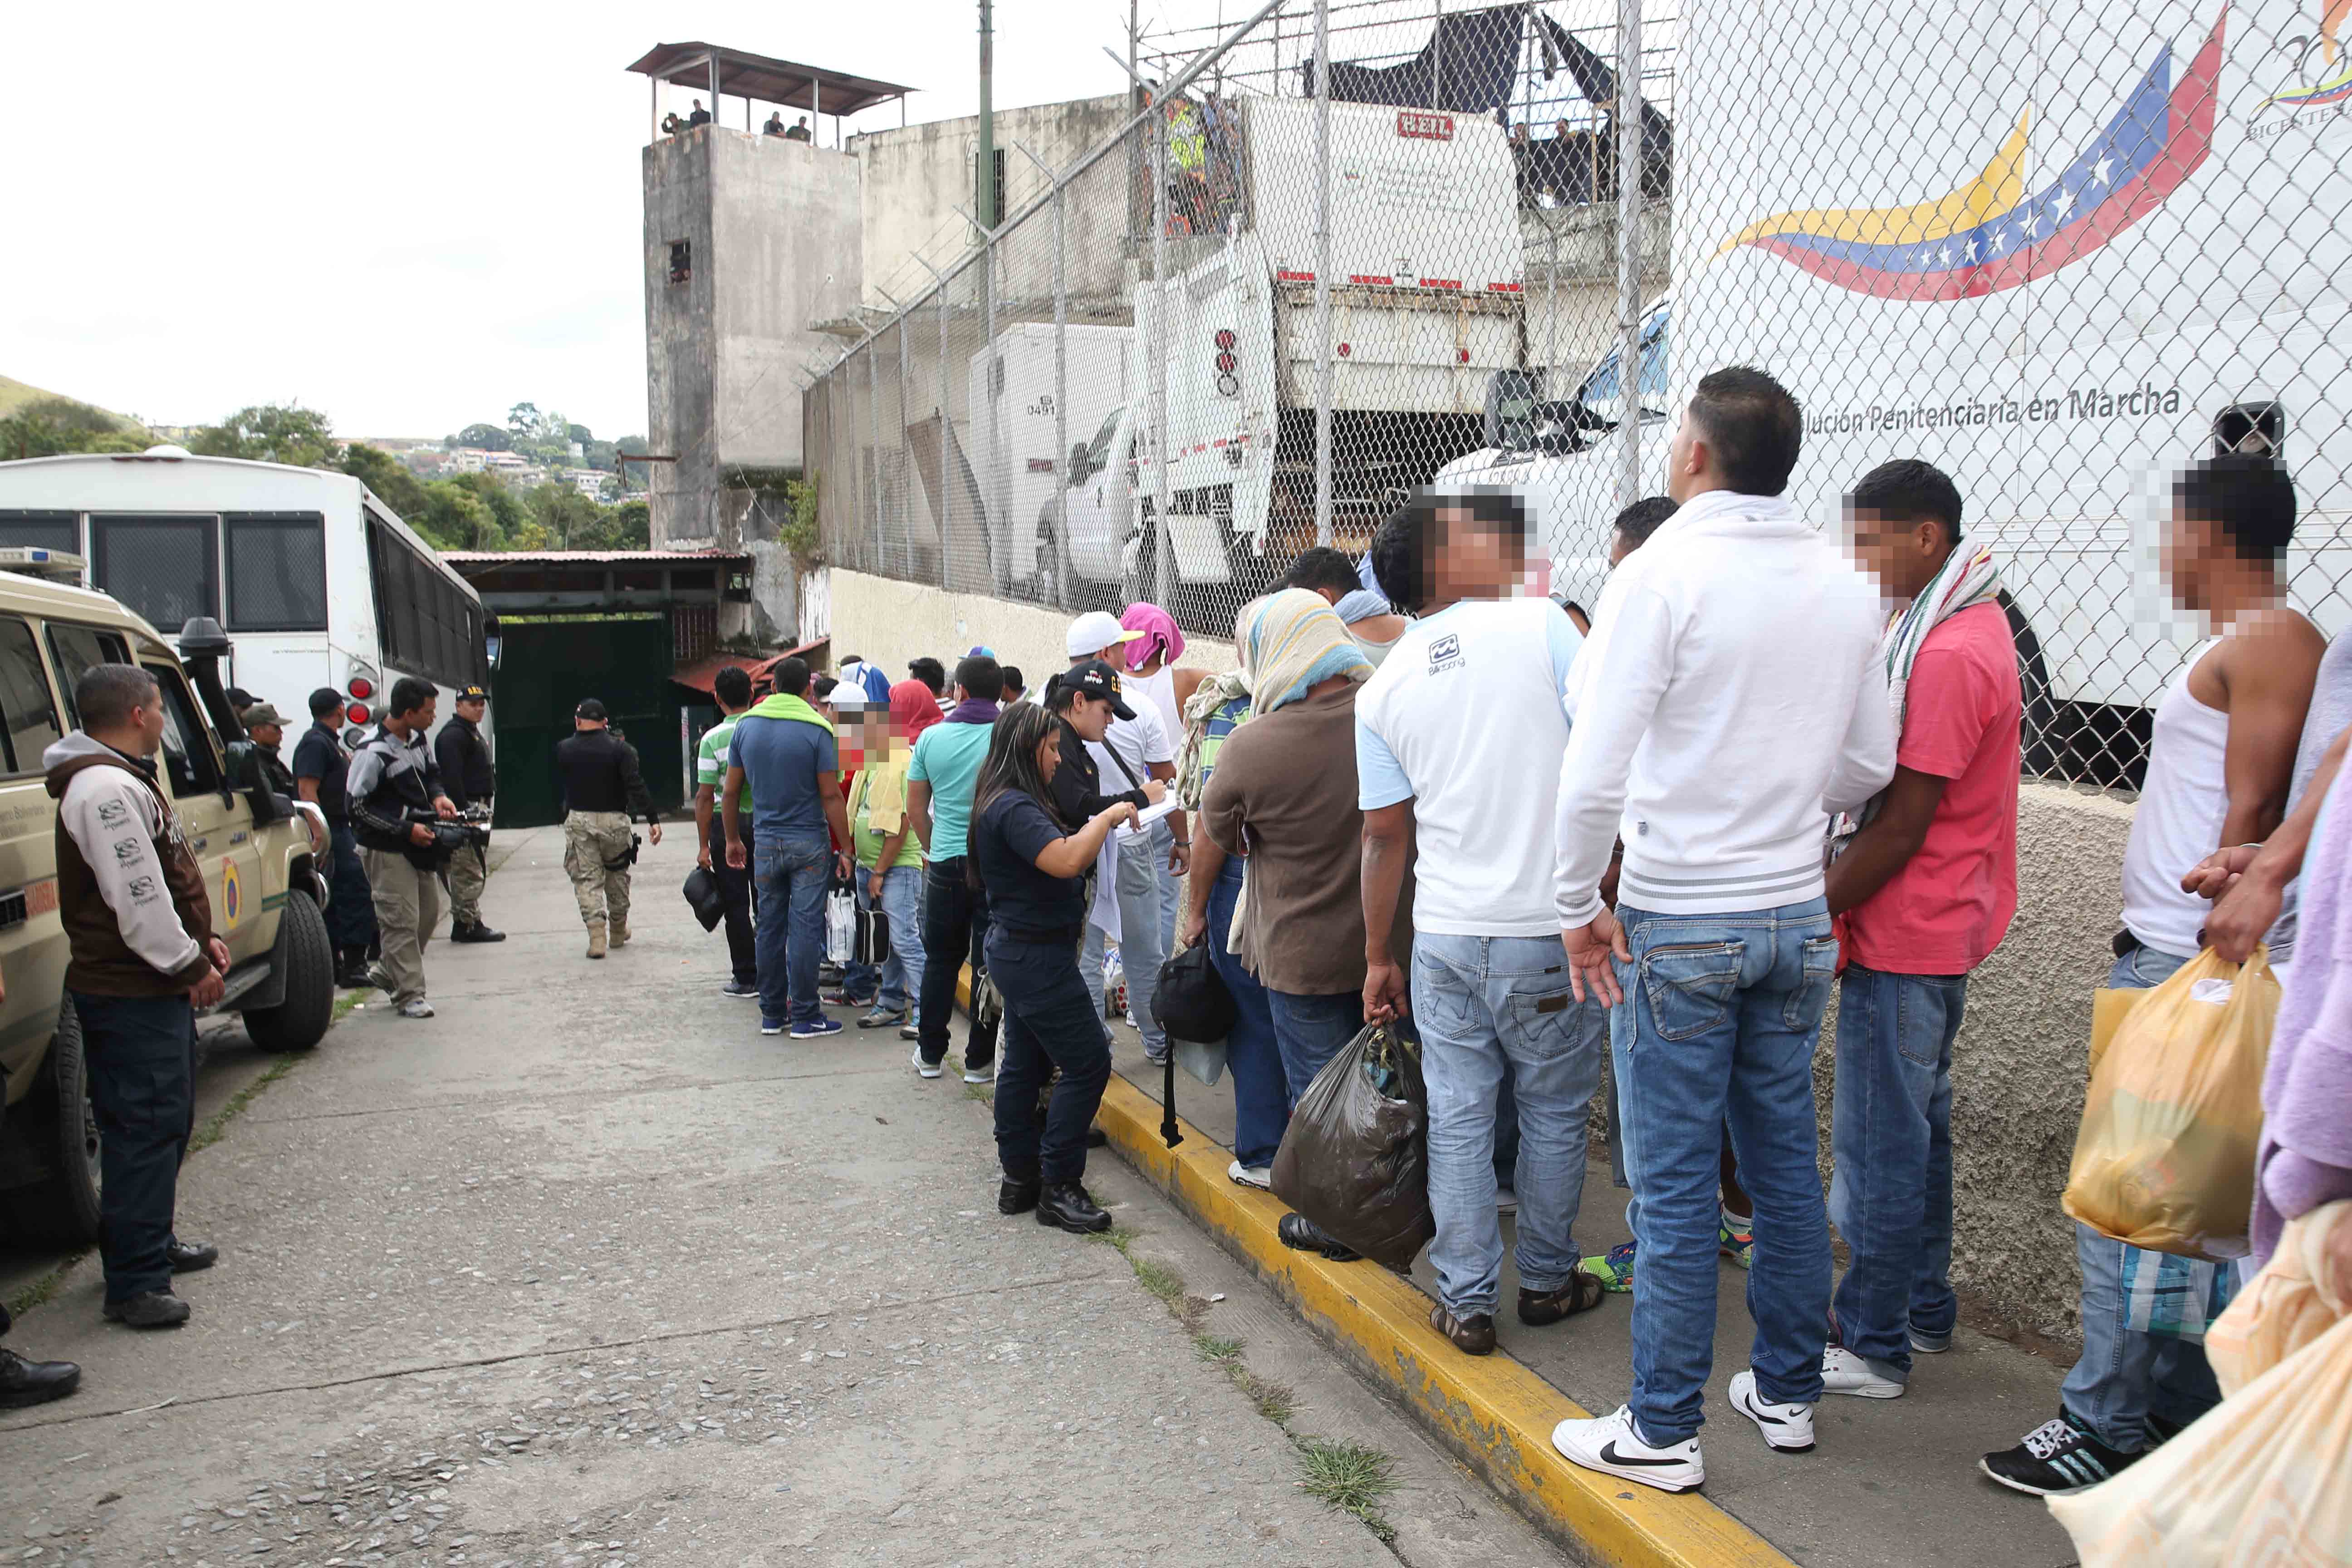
[1548,367,1895,1493]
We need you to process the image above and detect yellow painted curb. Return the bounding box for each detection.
[1093,1073,1797,1568]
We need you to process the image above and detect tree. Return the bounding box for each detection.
[191,402,335,468]
[613,499,651,547]
[525,482,605,549]
[338,442,430,521]
[447,470,532,539]
[453,422,511,453]
[506,401,541,439]
[0,397,149,461]
[566,423,593,447]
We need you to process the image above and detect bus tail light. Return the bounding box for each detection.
[346,703,370,725]
[348,675,375,701]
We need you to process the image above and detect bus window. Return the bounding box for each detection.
[92,514,219,634]
[47,624,134,729]
[0,615,61,774]
[224,513,328,632]
[0,512,79,556]
[141,662,221,799]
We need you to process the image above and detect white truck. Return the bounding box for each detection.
[963,322,1135,598]
[1031,94,1529,617]
[1437,0,2352,784]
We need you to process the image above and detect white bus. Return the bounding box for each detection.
[0,447,488,732]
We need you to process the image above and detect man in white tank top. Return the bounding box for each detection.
[1983,452,2321,1497]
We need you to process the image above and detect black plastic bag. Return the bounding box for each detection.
[681,865,726,932]
[1153,941,1235,1044]
[1270,1022,1434,1270]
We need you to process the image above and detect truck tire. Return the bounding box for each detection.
[0,1000,103,1247]
[242,891,335,1052]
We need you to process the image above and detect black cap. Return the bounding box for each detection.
[457,684,489,703]
[1064,659,1137,720]
[308,686,345,718]
[226,687,256,708]
[575,698,608,720]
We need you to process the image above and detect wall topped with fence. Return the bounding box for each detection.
[806,0,2352,789]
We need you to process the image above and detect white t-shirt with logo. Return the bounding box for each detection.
[1355,597,1581,936]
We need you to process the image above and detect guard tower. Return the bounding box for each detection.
[627,44,913,563]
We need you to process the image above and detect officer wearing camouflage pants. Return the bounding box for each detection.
[553,699,661,958]
[433,684,503,943]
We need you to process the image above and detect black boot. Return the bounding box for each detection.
[1035,1181,1112,1235]
[0,1347,80,1409]
[998,1176,1041,1215]
[451,921,506,944]
[335,948,371,989]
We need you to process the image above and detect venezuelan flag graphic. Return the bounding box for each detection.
[1720,9,2225,301]
[2262,0,2352,107]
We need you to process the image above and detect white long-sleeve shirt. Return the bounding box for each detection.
[1553,487,1896,925]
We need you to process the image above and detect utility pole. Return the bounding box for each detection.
[977,0,997,230]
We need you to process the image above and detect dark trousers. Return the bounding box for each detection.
[712,856,756,985]
[72,990,198,1303]
[987,931,1111,1186]
[323,820,378,953]
[920,858,997,1069]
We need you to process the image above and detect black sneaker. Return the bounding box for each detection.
[167,1238,219,1273]
[1980,1415,2141,1496]
[102,1290,192,1330]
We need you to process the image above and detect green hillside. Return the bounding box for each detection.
[0,375,147,436]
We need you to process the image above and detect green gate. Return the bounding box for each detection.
[490,613,684,829]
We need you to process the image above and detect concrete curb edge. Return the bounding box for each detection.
[1092,1073,1796,1568]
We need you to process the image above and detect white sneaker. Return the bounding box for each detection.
[1911,1328,1952,1355]
[1820,1345,1906,1399]
[1228,1160,1271,1190]
[1550,1405,1704,1494]
[911,1047,944,1079]
[397,998,435,1020]
[1728,1370,1816,1453]
[1495,1187,1519,1217]
[961,1062,995,1085]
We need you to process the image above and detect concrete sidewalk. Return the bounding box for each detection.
[1099,1031,2080,1568]
[0,828,1563,1568]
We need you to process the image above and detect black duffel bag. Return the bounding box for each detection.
[681,865,727,932]
[1269,1022,1435,1271]
[1152,940,1235,1044]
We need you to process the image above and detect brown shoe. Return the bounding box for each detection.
[610,924,630,947]
[1518,1268,1608,1327]
[587,921,608,959]
[1429,1303,1495,1355]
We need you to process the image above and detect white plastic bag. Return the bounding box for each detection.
[824,879,856,966]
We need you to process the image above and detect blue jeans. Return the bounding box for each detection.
[1613,898,1837,1446]
[988,931,1113,1185]
[73,990,198,1303]
[1266,989,1363,1101]
[1414,933,1608,1318]
[2058,941,2221,1451]
[1829,964,1967,1380]
[1082,832,1167,1054]
[754,836,832,1025]
[1207,861,1289,1168]
[859,863,926,1014]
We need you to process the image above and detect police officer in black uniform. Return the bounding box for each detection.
[434,683,503,943]
[292,687,379,989]
[554,700,662,958]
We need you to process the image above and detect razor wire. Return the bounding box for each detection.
[807,0,2352,791]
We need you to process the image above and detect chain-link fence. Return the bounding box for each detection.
[807,0,2351,789]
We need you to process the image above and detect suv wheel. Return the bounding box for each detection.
[243,890,335,1052]
[0,999,103,1246]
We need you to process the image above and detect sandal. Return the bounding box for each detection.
[1429,1303,1497,1355]
[1518,1267,1609,1326]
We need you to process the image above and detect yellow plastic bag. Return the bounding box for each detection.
[2049,1205,2352,1566]
[2062,947,2278,1260]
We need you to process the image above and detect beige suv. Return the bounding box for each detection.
[0,553,334,1245]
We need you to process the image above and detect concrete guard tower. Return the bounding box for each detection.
[627,43,912,631]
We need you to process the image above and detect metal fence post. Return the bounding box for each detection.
[1053,172,1072,610]
[1614,0,1643,514]
[867,342,885,569]
[916,255,952,593]
[895,322,914,579]
[1152,107,1173,608]
[984,235,1004,596]
[1313,0,1333,548]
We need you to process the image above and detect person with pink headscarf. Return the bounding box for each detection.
[1122,603,1207,950]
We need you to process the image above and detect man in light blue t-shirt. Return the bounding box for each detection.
[1354,487,1605,1361]
[906,655,1005,1081]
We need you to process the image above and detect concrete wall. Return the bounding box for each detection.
[643,127,862,561]
[850,94,1137,319]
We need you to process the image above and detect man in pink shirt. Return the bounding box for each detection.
[1822,459,2021,1399]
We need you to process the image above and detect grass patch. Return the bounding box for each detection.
[1236,1368,1296,1425]
[188,1055,299,1154]
[961,1083,995,1102]
[1195,1334,1245,1363]
[1295,1436,1399,1541]
[4,1252,85,1319]
[1131,1254,1186,1308]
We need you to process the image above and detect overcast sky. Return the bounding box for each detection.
[5,0,1640,443]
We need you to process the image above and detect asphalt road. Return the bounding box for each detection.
[0,827,1563,1568]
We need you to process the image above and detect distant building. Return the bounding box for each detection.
[567,469,609,500]
[447,448,493,475]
